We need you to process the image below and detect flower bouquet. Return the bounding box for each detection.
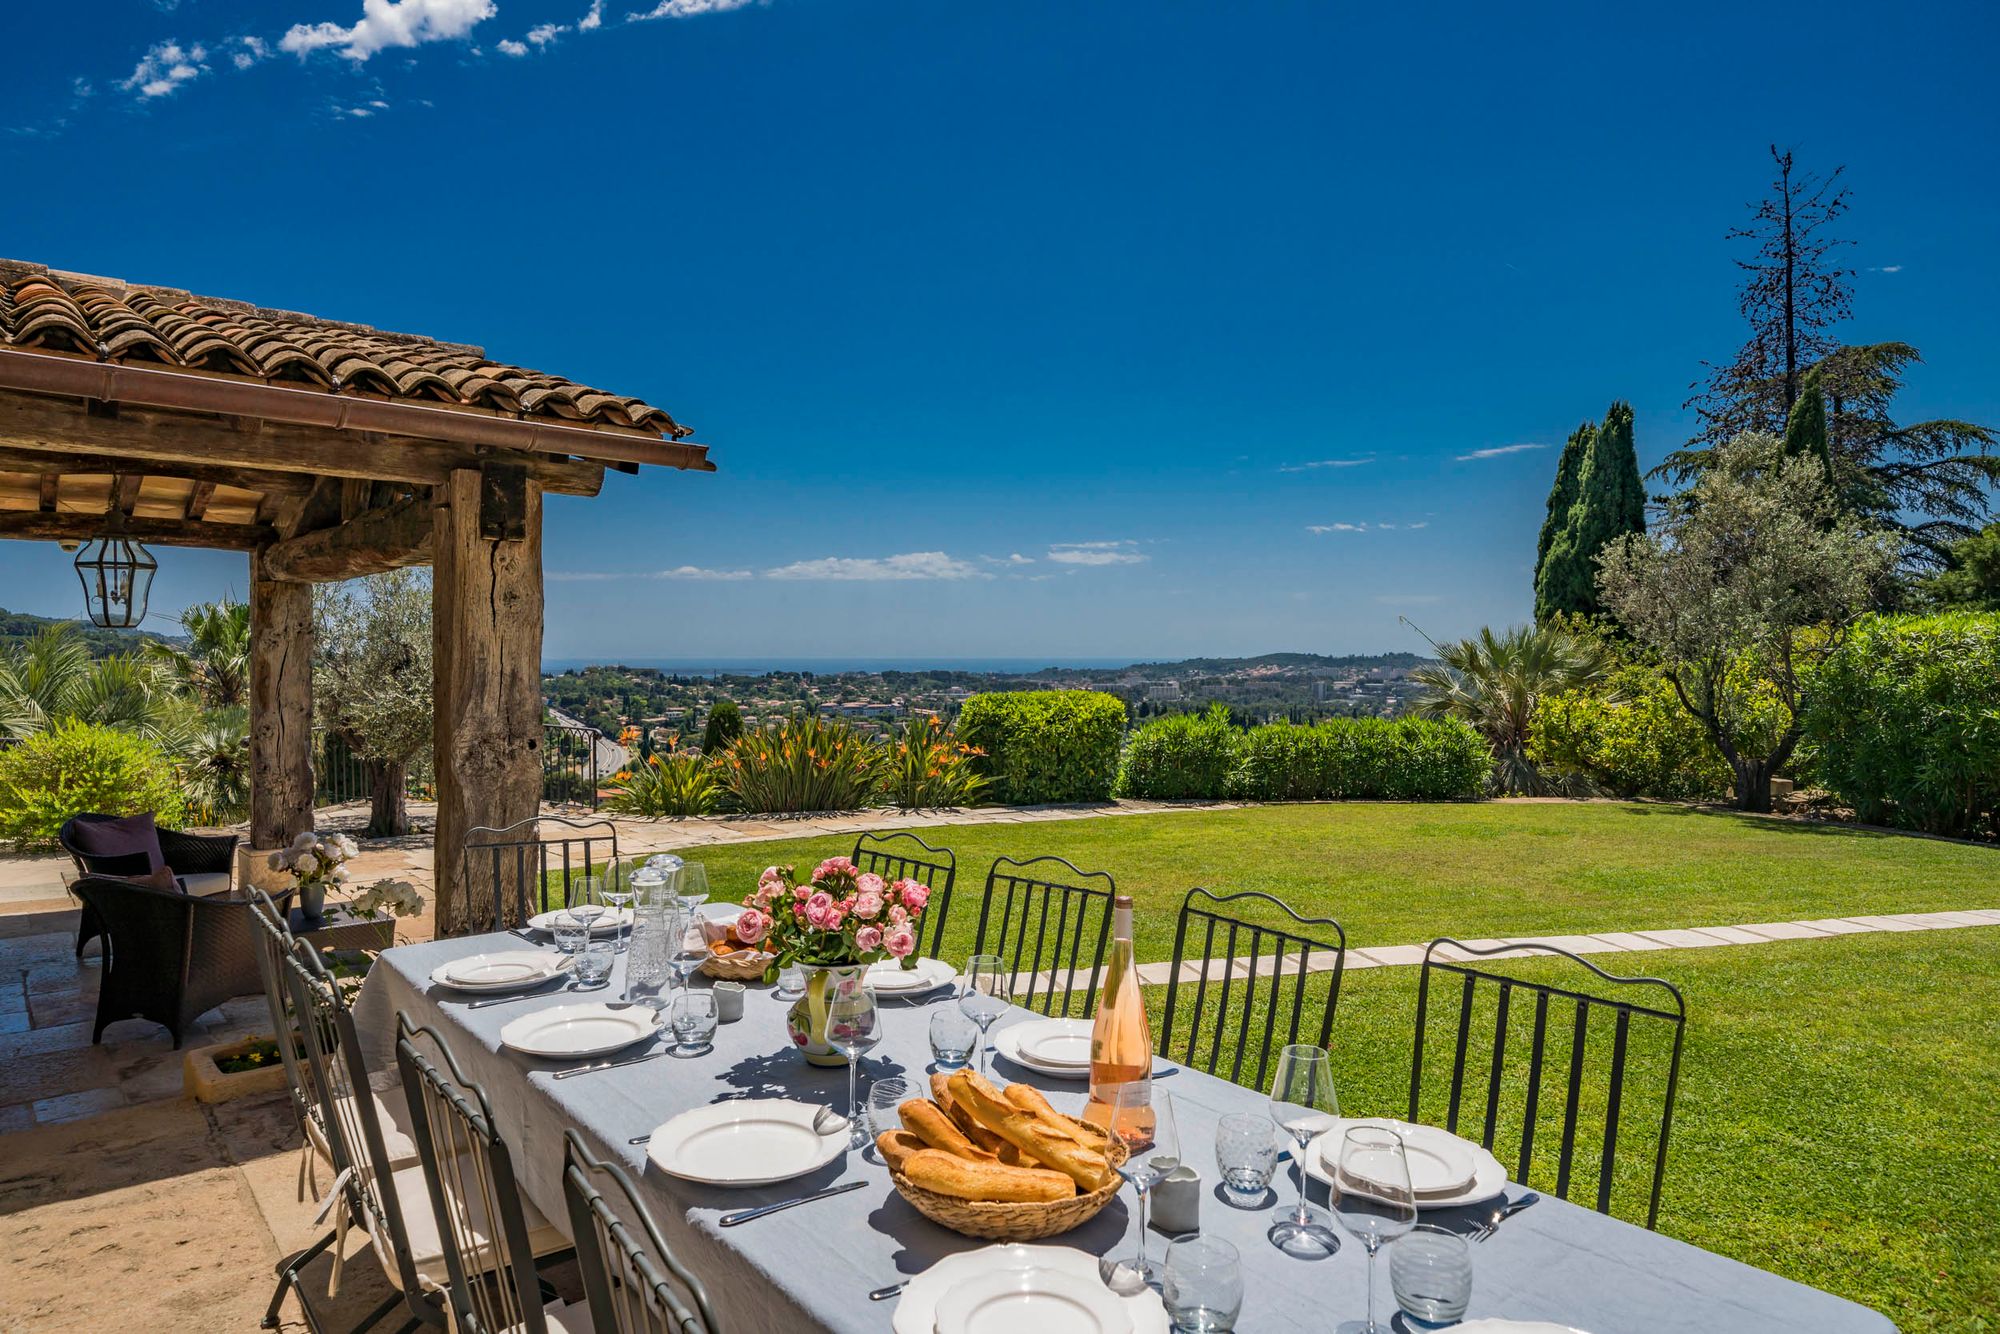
[737,856,933,1065]
[268,830,359,925]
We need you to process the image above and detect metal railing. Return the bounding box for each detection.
[541,720,602,811]
[308,722,603,811]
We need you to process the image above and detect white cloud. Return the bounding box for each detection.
[527,23,569,44]
[282,0,497,63]
[629,0,760,20]
[550,565,752,582]
[765,552,987,582]
[1868,264,1904,274]
[1456,443,1547,461]
[1307,523,1366,534]
[1279,456,1374,474]
[497,38,530,55]
[578,0,606,29]
[1045,541,1146,567]
[233,36,270,70]
[121,41,210,99]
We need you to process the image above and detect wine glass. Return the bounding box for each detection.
[598,864,635,952]
[1267,1043,1341,1258]
[675,861,711,915]
[1098,1083,1180,1295]
[667,910,707,995]
[569,875,607,938]
[827,977,881,1149]
[1330,1126,1418,1334]
[958,955,1011,1077]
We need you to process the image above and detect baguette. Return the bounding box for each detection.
[900,1148,1075,1204]
[875,1130,929,1174]
[949,1071,1116,1192]
[929,1071,957,1113]
[1000,1083,1094,1147]
[944,1093,1012,1157]
[899,1098,993,1160]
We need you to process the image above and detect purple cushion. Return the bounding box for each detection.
[68,814,167,877]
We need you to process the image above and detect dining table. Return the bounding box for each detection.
[352,933,1897,1334]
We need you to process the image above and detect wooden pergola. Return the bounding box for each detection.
[0,259,712,934]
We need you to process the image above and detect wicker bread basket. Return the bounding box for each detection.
[888,1115,1128,1241]
[699,949,775,982]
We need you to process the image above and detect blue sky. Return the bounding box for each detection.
[5,0,1997,663]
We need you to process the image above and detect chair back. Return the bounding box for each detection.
[850,831,956,958]
[282,942,429,1309]
[1157,888,1346,1092]
[563,1131,719,1334]
[245,888,322,1148]
[1408,939,1687,1229]
[463,816,620,933]
[971,855,1117,1017]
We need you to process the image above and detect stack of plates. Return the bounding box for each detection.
[894,1244,1166,1334]
[993,1018,1094,1080]
[646,1099,846,1187]
[499,1003,659,1059]
[1304,1117,1507,1208]
[865,956,958,996]
[524,906,634,936]
[429,950,569,994]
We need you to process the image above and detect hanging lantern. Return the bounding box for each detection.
[74,533,158,629]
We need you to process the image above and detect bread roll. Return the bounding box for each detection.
[900,1148,1075,1203]
[899,1098,992,1160]
[949,1071,1116,1192]
[876,1130,928,1174]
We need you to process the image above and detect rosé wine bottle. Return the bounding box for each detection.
[1085,895,1154,1138]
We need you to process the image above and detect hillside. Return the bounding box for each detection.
[0,608,175,658]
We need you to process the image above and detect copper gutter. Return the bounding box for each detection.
[0,346,714,473]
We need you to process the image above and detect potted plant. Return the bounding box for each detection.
[267,830,359,927]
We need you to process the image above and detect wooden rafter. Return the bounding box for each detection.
[110,473,142,516]
[0,444,320,497]
[186,480,217,521]
[36,473,56,512]
[0,511,272,550]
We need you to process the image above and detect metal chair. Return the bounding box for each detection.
[850,830,956,958]
[563,1130,720,1334]
[396,1015,579,1334]
[1407,939,1688,1229]
[462,815,620,933]
[247,888,330,1205]
[971,855,1117,1017]
[1157,888,1346,1092]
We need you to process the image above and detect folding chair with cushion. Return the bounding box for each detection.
[463,816,620,935]
[849,831,956,959]
[1157,887,1347,1092]
[970,855,1117,1018]
[563,1131,719,1334]
[60,811,240,957]
[70,872,274,1048]
[396,1015,580,1334]
[1408,938,1688,1229]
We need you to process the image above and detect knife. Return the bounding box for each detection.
[718,1180,865,1226]
[552,1049,665,1080]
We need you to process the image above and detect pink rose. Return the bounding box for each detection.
[804,891,836,929]
[734,908,767,944]
[855,925,883,953]
[853,890,884,920]
[813,856,857,884]
[897,881,931,913]
[856,872,887,898]
[795,883,812,899]
[885,925,917,958]
[888,903,909,925]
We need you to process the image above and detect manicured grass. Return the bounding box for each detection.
[679,802,2000,963]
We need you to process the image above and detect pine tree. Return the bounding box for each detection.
[1535,402,1646,622]
[1535,421,1594,582]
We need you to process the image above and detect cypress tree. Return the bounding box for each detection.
[1534,421,1595,590]
[1535,402,1646,622]
[1782,365,1835,487]
[700,698,743,755]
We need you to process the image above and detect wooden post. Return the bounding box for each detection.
[432,467,545,935]
[248,551,314,852]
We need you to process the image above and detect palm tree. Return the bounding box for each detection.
[146,599,250,710]
[178,708,251,822]
[1409,623,1612,795]
[0,623,184,744]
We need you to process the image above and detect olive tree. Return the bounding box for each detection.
[1596,433,1896,812]
[313,570,433,836]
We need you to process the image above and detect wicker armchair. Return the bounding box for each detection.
[59,815,240,959]
[69,873,282,1048]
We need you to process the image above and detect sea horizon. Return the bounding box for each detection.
[540,656,1144,677]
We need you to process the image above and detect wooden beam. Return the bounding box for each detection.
[276,477,342,541]
[249,553,315,853]
[111,473,142,516]
[432,467,545,936]
[0,392,609,496]
[0,444,318,497]
[185,480,217,521]
[261,495,434,583]
[37,474,56,512]
[0,511,272,550]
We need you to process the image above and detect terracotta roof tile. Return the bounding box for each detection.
[0,259,689,438]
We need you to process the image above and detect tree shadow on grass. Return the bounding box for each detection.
[1613,803,1902,840]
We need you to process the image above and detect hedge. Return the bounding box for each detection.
[1802,612,2000,839]
[1116,705,1239,799]
[1229,717,1489,801]
[1533,663,1732,801]
[956,690,1126,804]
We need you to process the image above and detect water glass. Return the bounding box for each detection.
[865,1076,911,1143]
[774,964,806,1000]
[572,939,614,989]
[928,1006,978,1069]
[1391,1225,1472,1326]
[550,911,589,957]
[1214,1112,1279,1206]
[1161,1233,1243,1332]
[667,990,718,1054]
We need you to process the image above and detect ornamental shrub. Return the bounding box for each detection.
[716,714,883,814]
[955,690,1126,804]
[605,751,721,817]
[1116,705,1240,799]
[0,719,185,849]
[1533,664,1732,801]
[881,715,990,809]
[1802,612,2000,839]
[1227,717,1488,801]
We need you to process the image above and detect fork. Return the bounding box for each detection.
[1473,1191,1540,1241]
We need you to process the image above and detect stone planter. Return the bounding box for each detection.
[184,1035,289,1104]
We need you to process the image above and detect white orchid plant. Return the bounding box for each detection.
[268,830,358,893]
[348,877,426,920]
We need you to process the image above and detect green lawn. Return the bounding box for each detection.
[659,803,1998,1331]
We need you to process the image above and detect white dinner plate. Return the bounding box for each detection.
[893,1245,1167,1334]
[499,1003,660,1060]
[1012,1018,1094,1067]
[1313,1117,1476,1197]
[646,1099,846,1188]
[697,903,742,924]
[1305,1118,1506,1208]
[934,1266,1132,1334]
[993,1023,1092,1080]
[525,906,634,936]
[430,951,568,993]
[864,956,957,995]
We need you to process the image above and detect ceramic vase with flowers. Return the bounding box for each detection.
[735,856,933,1066]
[268,830,359,927]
